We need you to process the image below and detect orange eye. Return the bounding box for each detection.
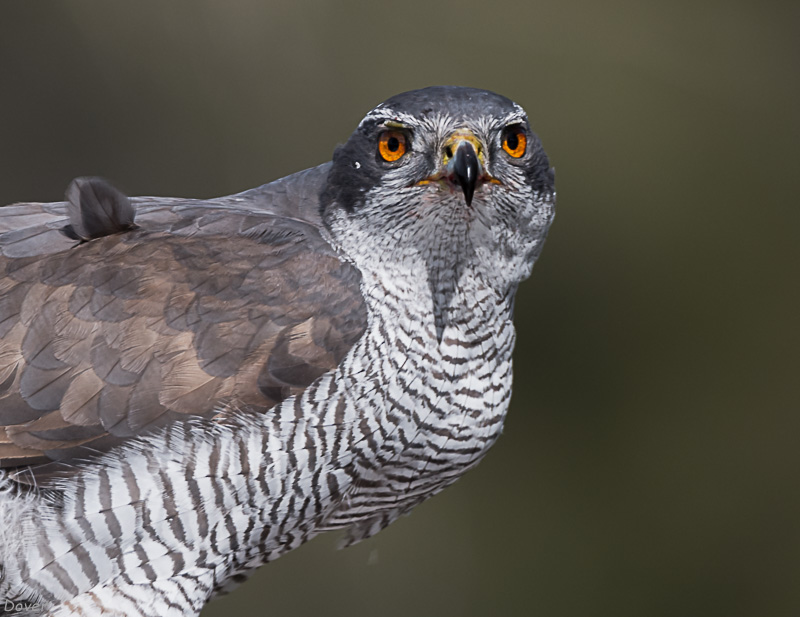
[502,128,527,158]
[378,130,407,162]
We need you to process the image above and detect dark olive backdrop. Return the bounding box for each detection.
[1,2,797,616]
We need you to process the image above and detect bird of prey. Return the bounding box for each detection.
[0,86,555,616]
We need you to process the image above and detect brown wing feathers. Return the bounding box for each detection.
[0,177,367,469]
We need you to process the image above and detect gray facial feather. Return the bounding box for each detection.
[321,86,555,338]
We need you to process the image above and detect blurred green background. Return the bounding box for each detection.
[1,1,797,615]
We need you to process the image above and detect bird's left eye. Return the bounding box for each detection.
[378,130,408,162]
[502,127,527,158]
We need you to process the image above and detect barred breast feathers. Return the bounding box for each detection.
[0,470,47,607]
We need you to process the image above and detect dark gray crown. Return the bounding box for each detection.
[375,86,521,121]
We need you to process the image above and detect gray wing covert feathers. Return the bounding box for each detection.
[0,165,368,470]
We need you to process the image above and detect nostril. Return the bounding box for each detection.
[444,146,453,159]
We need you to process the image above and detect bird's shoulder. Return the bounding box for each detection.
[0,164,368,476]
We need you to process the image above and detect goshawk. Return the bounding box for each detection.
[0,86,555,616]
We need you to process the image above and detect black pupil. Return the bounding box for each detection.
[387,136,400,152]
[506,132,519,151]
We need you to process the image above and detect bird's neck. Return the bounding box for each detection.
[325,220,515,343]
[362,259,512,344]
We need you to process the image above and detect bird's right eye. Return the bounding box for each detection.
[378,130,407,162]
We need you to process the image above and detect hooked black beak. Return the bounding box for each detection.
[452,141,480,207]
[414,130,497,203]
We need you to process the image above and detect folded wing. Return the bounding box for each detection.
[0,168,367,471]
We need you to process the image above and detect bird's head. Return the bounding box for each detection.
[320,86,555,296]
